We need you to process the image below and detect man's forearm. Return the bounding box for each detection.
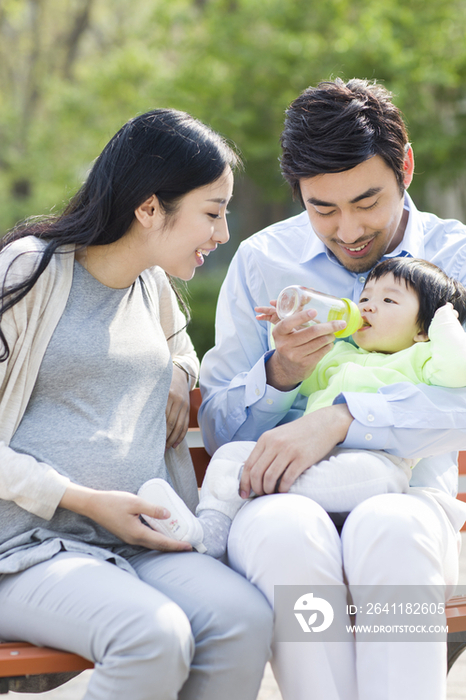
[340,383,466,458]
[199,365,302,454]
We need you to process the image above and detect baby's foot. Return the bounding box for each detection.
[138,480,232,558]
[197,509,232,559]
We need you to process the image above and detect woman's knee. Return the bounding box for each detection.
[226,571,273,642]
[98,596,194,674]
[194,566,273,670]
[230,588,273,668]
[84,599,195,700]
[189,557,273,645]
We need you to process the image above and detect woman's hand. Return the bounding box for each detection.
[239,404,353,497]
[59,484,192,552]
[166,364,191,449]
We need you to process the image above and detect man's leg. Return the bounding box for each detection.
[228,493,358,700]
[342,492,460,700]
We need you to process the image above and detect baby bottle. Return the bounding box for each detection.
[276,285,362,338]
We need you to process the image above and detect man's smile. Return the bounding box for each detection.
[337,238,376,258]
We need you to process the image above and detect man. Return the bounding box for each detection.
[199,78,466,700]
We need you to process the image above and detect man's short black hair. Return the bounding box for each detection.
[280,78,409,203]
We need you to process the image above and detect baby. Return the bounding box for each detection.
[139,257,466,557]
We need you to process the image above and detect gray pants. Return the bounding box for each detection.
[0,550,273,700]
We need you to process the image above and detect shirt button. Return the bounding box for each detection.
[367,414,375,422]
[255,388,260,396]
[266,399,273,405]
[365,433,373,441]
[358,276,366,284]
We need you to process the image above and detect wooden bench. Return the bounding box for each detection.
[1,388,466,693]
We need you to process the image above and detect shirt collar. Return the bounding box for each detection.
[385,192,425,260]
[299,216,330,264]
[299,192,425,266]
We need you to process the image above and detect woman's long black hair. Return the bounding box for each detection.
[0,109,240,361]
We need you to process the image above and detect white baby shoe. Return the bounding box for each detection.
[138,479,206,553]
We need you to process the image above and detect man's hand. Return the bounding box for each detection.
[239,404,353,497]
[264,309,347,391]
[60,485,192,552]
[166,364,190,449]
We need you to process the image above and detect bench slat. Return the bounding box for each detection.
[446,596,466,634]
[0,643,93,678]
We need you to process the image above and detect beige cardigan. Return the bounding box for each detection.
[0,236,199,519]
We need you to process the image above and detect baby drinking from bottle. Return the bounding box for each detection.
[140,257,466,557]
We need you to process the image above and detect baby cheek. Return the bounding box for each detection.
[353,334,370,351]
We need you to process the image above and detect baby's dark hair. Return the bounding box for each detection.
[365,257,466,334]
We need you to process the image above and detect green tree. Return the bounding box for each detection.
[2,0,466,235]
[2,0,466,363]
[156,0,466,208]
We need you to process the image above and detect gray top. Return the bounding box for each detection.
[1,261,172,575]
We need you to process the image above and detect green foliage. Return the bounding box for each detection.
[184,269,226,362]
[2,0,466,236]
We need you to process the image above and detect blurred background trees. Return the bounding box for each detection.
[2,0,466,358]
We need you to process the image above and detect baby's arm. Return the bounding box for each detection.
[424,303,466,387]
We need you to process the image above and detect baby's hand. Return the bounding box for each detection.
[434,302,459,319]
[255,301,280,325]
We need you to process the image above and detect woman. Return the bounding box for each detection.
[0,109,273,700]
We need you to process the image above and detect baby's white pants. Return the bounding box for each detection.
[198,441,411,517]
